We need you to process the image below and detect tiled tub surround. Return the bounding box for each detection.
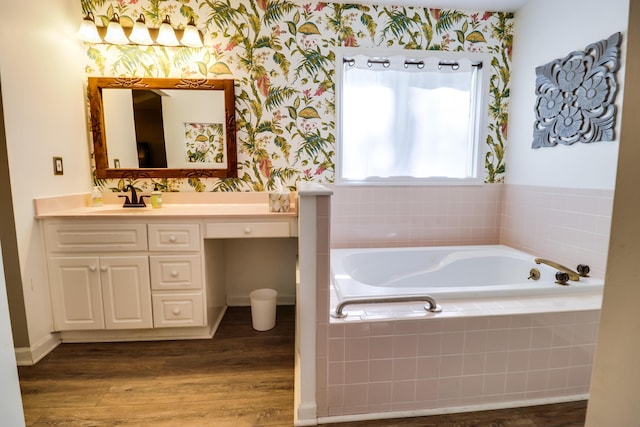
[330,184,613,277]
[500,185,614,279]
[320,307,599,419]
[298,183,610,424]
[330,185,503,249]
[323,246,602,419]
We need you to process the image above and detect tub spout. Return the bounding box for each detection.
[534,258,580,281]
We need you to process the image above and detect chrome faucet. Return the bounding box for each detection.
[119,184,148,208]
[534,258,580,282]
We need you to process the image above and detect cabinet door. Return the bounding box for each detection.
[99,256,153,329]
[48,257,105,331]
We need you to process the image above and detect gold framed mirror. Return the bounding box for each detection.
[88,77,237,179]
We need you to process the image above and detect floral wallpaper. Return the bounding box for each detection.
[185,122,225,164]
[82,0,513,192]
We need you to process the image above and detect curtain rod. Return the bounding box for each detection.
[343,57,483,70]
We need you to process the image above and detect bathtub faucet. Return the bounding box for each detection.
[534,258,580,282]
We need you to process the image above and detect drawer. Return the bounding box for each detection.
[148,224,200,252]
[205,221,291,238]
[149,255,202,291]
[45,223,147,252]
[152,293,204,327]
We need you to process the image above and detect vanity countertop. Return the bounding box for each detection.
[34,191,297,219]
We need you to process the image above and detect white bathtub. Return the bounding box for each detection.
[331,245,604,301]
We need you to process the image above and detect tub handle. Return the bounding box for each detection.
[331,295,442,319]
[528,268,541,280]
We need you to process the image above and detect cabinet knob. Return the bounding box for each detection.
[172,308,181,315]
[100,266,108,272]
[244,227,252,235]
[89,265,97,272]
[169,235,177,243]
[170,270,179,278]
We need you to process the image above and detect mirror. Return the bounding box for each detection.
[88,77,237,179]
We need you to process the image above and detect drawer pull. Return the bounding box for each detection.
[89,265,97,272]
[244,227,252,235]
[172,308,181,316]
[170,270,179,278]
[169,234,177,243]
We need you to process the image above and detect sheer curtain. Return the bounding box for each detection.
[341,55,477,180]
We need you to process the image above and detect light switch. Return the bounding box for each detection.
[53,157,63,175]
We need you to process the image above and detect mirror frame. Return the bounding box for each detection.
[88,77,238,179]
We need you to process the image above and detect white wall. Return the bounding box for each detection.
[508,0,629,189]
[102,89,138,168]
[0,242,25,426]
[0,1,89,358]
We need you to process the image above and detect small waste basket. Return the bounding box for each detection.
[249,288,278,331]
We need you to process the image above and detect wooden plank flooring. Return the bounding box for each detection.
[19,306,587,426]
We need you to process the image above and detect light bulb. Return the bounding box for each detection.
[156,15,179,47]
[129,14,153,45]
[104,13,128,45]
[78,12,102,43]
[180,17,203,48]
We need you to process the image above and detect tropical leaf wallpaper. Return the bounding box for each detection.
[82,0,513,192]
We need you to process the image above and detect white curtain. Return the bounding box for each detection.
[342,55,477,180]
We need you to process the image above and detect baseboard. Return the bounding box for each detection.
[316,394,589,425]
[59,325,217,343]
[295,402,318,426]
[15,332,61,366]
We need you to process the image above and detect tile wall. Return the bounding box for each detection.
[318,310,598,417]
[329,183,614,278]
[500,185,614,278]
[330,185,503,249]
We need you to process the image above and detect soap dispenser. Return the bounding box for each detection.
[90,186,103,207]
[151,185,163,209]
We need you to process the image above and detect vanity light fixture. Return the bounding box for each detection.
[104,13,129,45]
[128,14,153,45]
[155,15,180,47]
[77,12,204,48]
[180,17,204,48]
[77,12,101,44]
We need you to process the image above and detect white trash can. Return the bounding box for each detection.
[249,288,278,331]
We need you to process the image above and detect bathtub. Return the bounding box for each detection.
[331,245,604,302]
[318,243,603,421]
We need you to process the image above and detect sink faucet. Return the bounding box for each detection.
[119,184,148,208]
[534,258,580,281]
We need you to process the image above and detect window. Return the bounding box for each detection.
[336,48,488,185]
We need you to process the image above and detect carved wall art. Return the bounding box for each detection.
[532,32,622,148]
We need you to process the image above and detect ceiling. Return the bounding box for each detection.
[342,0,530,12]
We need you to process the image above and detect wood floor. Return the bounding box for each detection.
[19,306,587,426]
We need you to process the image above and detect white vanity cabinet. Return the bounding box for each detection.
[35,193,299,343]
[48,255,152,330]
[147,223,205,328]
[44,221,204,332]
[45,223,152,331]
